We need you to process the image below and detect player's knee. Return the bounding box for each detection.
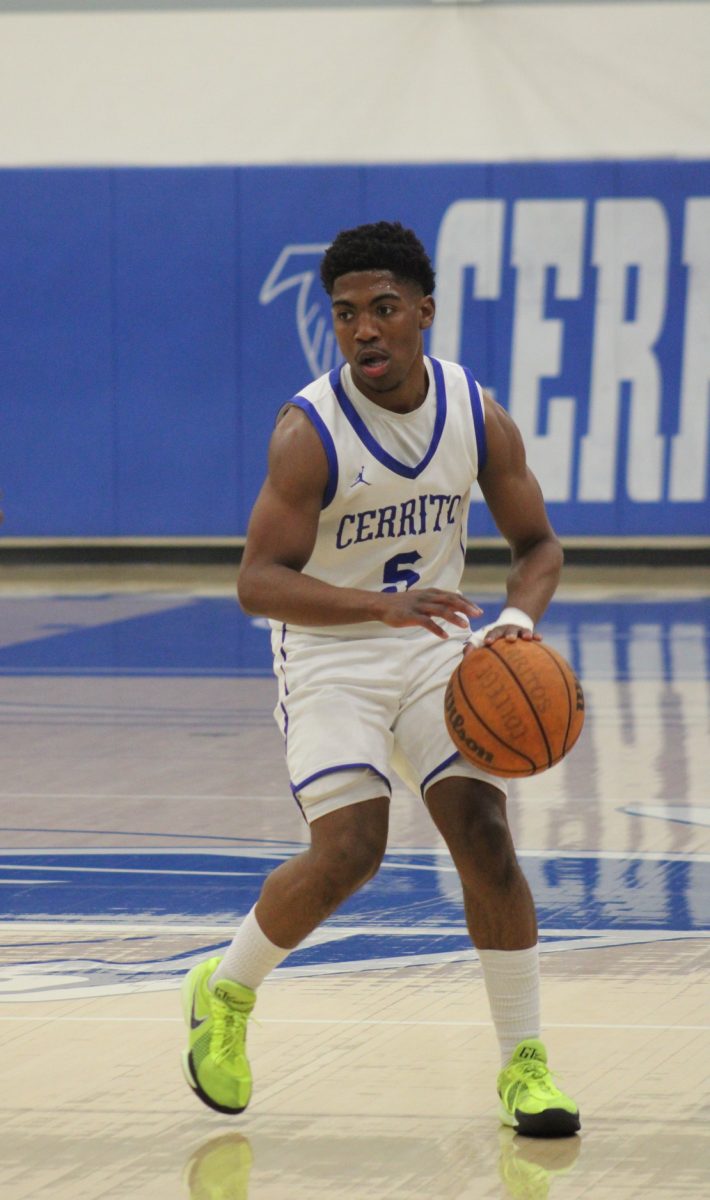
[457,800,518,886]
[345,829,386,886]
[313,830,385,904]
[303,772,389,901]
[310,805,388,901]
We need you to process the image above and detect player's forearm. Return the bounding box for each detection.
[237,563,386,627]
[504,535,564,624]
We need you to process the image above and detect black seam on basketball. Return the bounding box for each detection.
[454,666,538,772]
[488,643,554,768]
[536,641,575,752]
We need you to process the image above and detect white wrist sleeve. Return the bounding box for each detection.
[469,606,535,649]
[496,606,535,632]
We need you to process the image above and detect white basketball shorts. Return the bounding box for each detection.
[271,623,507,823]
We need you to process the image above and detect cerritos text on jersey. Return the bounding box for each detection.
[336,493,464,548]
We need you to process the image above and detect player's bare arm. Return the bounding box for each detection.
[476,393,563,641]
[237,407,482,636]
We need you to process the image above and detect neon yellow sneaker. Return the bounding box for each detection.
[497,1039,580,1138]
[183,1133,253,1200]
[181,956,255,1115]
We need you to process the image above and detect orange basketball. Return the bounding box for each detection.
[444,638,585,778]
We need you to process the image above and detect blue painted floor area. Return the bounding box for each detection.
[1,844,707,998]
[0,595,271,676]
[0,848,707,935]
[0,592,708,678]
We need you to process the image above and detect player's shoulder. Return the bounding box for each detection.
[268,394,331,493]
[270,369,336,474]
[278,367,338,418]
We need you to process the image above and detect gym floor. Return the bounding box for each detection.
[1,562,708,1200]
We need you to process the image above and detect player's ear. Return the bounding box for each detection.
[419,295,435,329]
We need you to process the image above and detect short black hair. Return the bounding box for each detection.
[320,221,435,297]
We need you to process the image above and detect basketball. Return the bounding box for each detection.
[444,638,585,778]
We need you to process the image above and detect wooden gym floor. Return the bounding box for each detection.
[0,562,708,1199]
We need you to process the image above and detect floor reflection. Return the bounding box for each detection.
[184,1133,253,1200]
[181,1126,583,1200]
[497,1128,582,1199]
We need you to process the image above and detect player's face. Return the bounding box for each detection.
[330,270,435,410]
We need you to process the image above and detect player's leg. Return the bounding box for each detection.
[251,792,389,948]
[182,631,400,1114]
[393,635,579,1137]
[182,777,389,1116]
[236,628,400,955]
[424,775,540,1061]
[424,775,541,1068]
[426,774,579,1137]
[425,775,536,949]
[393,634,535,948]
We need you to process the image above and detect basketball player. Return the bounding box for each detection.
[182,222,580,1138]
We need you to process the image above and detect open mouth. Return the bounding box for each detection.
[357,351,390,379]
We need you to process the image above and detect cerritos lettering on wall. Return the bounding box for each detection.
[260,172,709,536]
[431,196,710,506]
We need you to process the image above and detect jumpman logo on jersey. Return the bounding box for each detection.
[350,466,371,488]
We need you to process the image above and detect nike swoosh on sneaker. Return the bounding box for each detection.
[191,993,208,1031]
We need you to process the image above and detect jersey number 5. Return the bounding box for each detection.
[381,551,422,593]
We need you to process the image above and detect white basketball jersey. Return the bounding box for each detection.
[274,355,487,638]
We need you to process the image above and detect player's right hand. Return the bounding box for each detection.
[376,589,483,639]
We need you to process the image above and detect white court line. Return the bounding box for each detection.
[0,880,56,886]
[0,1015,706,1032]
[0,864,266,878]
[0,923,261,933]
[0,922,705,938]
[0,793,279,801]
[0,847,300,860]
[0,860,451,876]
[2,845,710,864]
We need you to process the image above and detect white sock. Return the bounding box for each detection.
[477,944,541,1065]
[210,905,290,991]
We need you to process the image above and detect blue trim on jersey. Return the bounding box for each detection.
[291,762,392,797]
[420,749,506,798]
[287,396,339,509]
[463,368,487,473]
[277,624,304,820]
[278,622,290,743]
[420,750,461,796]
[329,357,447,480]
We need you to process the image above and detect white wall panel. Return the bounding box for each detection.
[0,4,708,165]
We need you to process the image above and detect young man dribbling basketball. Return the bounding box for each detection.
[182,221,580,1138]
